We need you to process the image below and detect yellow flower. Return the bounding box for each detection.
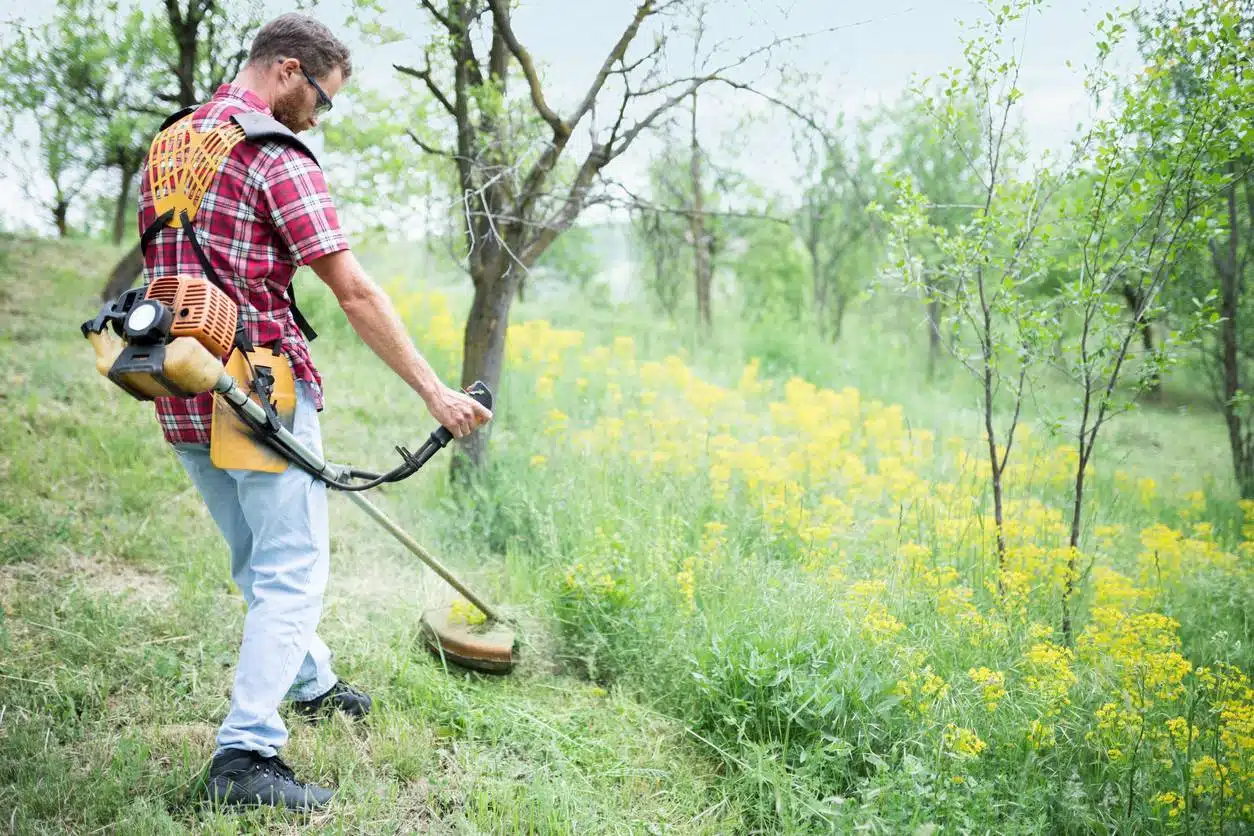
[675,556,697,610]
[968,667,1007,712]
[896,667,950,716]
[530,454,548,468]
[942,724,987,759]
[1154,791,1185,818]
[1022,641,1077,711]
[448,598,486,626]
[545,409,569,436]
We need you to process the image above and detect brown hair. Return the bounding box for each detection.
[248,13,352,81]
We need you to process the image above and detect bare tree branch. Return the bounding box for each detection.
[565,0,657,135]
[419,0,455,33]
[608,76,714,160]
[599,175,792,224]
[486,0,567,137]
[394,62,456,117]
[406,130,456,158]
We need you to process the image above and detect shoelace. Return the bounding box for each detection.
[256,755,298,784]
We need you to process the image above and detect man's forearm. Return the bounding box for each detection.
[329,262,443,402]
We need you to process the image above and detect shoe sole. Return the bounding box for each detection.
[205,780,332,814]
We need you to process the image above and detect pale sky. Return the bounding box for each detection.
[0,0,1135,236]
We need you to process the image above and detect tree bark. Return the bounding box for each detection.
[53,198,70,238]
[1215,165,1253,497]
[112,160,139,246]
[926,294,943,380]
[1121,285,1161,397]
[805,209,828,337]
[456,257,519,470]
[833,292,848,342]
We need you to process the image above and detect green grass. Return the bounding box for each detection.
[0,236,742,834]
[2,233,1251,834]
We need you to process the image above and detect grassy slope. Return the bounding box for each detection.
[1,234,1246,834]
[0,236,743,834]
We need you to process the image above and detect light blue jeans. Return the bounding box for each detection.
[174,381,338,758]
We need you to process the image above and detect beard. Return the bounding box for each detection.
[271,88,309,133]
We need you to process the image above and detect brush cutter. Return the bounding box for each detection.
[81,277,517,675]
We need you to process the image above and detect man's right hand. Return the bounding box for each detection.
[425,384,493,439]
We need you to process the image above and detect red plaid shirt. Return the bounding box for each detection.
[138,84,348,445]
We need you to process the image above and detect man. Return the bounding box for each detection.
[137,14,491,811]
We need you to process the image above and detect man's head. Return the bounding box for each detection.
[244,14,352,133]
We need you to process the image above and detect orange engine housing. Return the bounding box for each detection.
[144,276,237,359]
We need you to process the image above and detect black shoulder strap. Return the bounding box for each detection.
[159,105,197,131]
[230,111,320,342]
[231,112,319,166]
[179,210,255,354]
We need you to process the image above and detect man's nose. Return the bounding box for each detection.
[309,115,319,130]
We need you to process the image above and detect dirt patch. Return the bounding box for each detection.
[0,551,175,610]
[65,553,175,607]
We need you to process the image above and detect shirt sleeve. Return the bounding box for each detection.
[258,146,349,266]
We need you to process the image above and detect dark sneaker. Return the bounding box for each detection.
[293,680,372,721]
[205,748,333,812]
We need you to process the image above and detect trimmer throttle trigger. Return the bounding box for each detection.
[250,365,282,433]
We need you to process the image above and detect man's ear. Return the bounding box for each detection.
[277,57,301,81]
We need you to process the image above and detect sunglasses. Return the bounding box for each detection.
[299,66,333,115]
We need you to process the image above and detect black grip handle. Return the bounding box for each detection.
[432,380,494,447]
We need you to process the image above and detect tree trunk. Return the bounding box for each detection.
[926,294,942,380]
[53,200,69,238]
[113,161,138,246]
[1122,285,1161,398]
[102,244,144,301]
[806,210,825,335]
[689,92,711,329]
[1061,448,1090,643]
[456,259,519,471]
[832,293,849,342]
[177,32,198,109]
[1215,170,1253,497]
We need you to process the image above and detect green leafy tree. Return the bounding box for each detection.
[795,117,884,341]
[99,0,262,297]
[0,4,114,236]
[1142,0,1254,497]
[881,0,1229,643]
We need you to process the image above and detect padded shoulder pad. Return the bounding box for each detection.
[231,112,318,165]
[159,105,197,131]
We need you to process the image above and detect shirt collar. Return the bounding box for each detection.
[212,83,273,115]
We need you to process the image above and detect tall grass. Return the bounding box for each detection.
[354,265,1254,833]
